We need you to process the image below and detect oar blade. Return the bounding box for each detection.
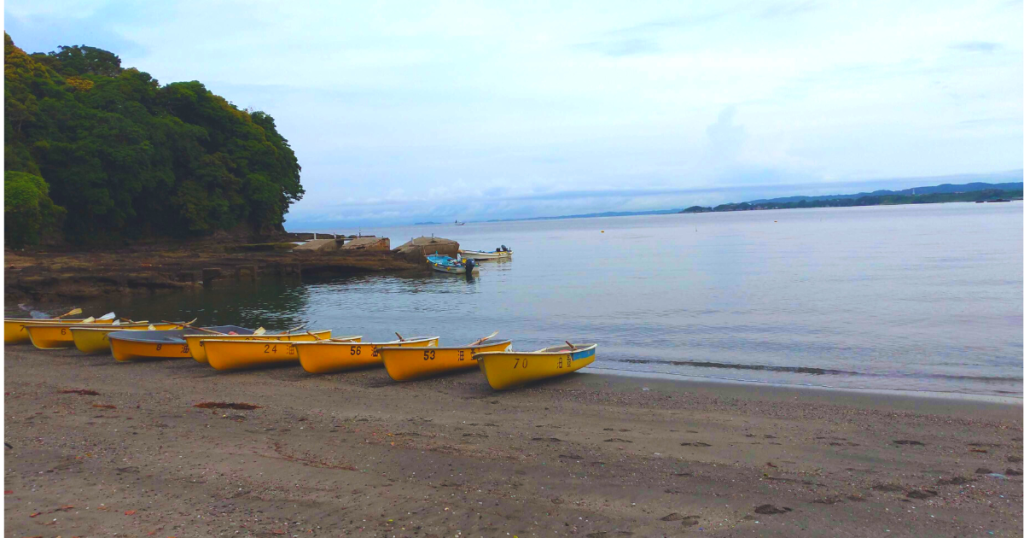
[54,307,83,319]
[471,330,499,346]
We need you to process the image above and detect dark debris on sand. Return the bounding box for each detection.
[194,402,260,410]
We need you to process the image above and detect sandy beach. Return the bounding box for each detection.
[4,345,1022,537]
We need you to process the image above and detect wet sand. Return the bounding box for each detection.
[5,346,1022,537]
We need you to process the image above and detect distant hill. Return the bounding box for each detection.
[480,179,1024,224]
[747,182,1023,205]
[684,182,1023,213]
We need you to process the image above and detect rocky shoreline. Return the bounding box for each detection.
[4,243,431,303]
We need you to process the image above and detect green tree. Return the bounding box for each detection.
[4,171,65,247]
[4,33,303,245]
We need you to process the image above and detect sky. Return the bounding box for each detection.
[6,0,1023,228]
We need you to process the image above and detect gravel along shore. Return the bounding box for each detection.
[5,346,1022,537]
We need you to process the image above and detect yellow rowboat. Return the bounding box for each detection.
[380,339,512,381]
[109,326,252,361]
[26,319,147,350]
[294,336,439,374]
[185,330,334,363]
[69,323,181,354]
[4,315,115,345]
[475,343,597,390]
[203,335,361,371]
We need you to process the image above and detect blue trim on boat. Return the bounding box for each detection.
[571,348,596,360]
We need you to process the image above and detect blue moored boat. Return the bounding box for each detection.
[427,253,478,275]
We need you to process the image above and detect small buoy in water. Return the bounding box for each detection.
[601,231,605,233]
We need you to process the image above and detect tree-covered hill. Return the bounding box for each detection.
[4,33,303,247]
[682,188,1023,213]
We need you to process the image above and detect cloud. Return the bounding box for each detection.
[759,1,820,19]
[602,12,727,37]
[573,38,660,57]
[705,106,747,164]
[949,41,1002,53]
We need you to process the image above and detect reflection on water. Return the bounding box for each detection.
[18,202,1023,398]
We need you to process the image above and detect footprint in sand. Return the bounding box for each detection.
[660,513,700,526]
[754,504,792,515]
[906,490,938,500]
[936,476,973,485]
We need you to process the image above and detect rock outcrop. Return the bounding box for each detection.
[341,237,390,251]
[393,236,460,261]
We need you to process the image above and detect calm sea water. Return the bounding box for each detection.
[55,203,1024,398]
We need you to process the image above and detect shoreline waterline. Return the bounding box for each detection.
[584,367,1024,405]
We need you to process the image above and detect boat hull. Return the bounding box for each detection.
[5,318,114,345]
[429,263,477,274]
[25,320,124,349]
[110,338,193,361]
[475,344,597,390]
[203,335,360,371]
[108,326,251,362]
[185,330,334,363]
[70,323,180,354]
[459,250,512,260]
[295,337,438,374]
[381,339,512,381]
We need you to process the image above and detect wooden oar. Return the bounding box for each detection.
[54,307,83,320]
[278,323,308,335]
[565,341,577,351]
[306,330,323,341]
[161,320,225,335]
[470,331,499,346]
[395,332,405,342]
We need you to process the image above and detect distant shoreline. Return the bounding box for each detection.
[482,187,1021,224]
[681,189,1022,214]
